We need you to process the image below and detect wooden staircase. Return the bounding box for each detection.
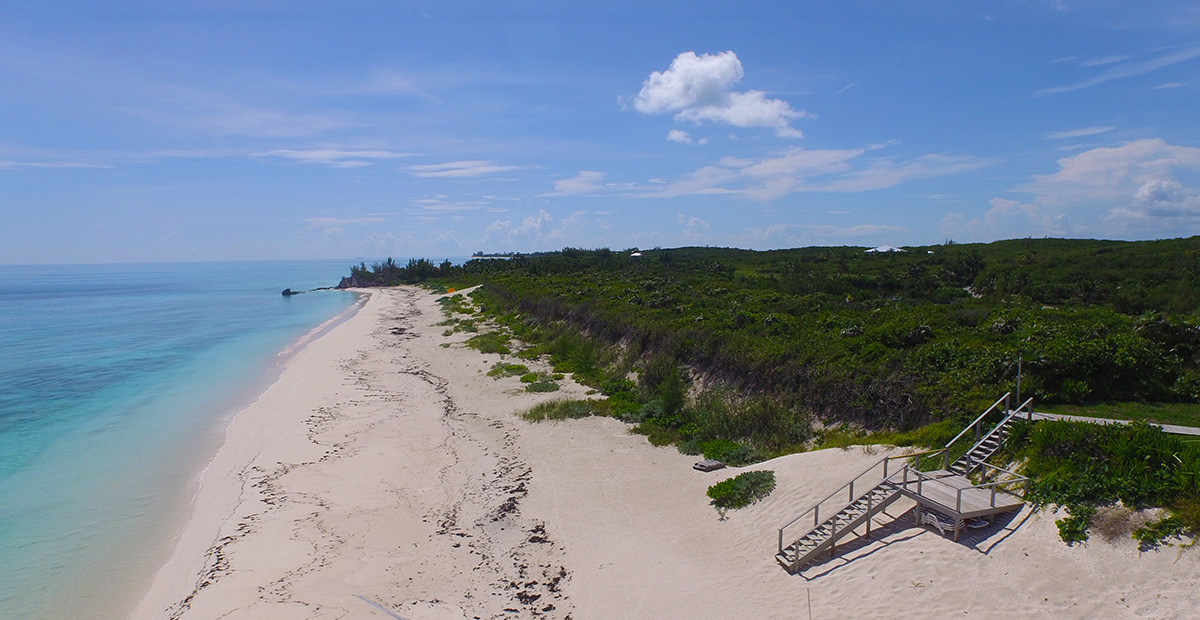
[942,394,1032,475]
[947,424,1010,475]
[774,481,900,571]
[775,394,1034,574]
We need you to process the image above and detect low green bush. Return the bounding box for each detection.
[1021,420,1200,544]
[520,399,596,421]
[487,362,529,379]
[706,470,777,512]
[525,379,560,393]
[466,332,511,355]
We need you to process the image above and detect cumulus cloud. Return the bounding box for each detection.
[1023,138,1200,204]
[1118,178,1200,218]
[482,210,606,249]
[677,212,710,240]
[941,198,1068,242]
[406,160,520,178]
[359,232,398,254]
[633,51,806,138]
[968,138,1200,239]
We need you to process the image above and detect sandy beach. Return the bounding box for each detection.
[132,286,1200,620]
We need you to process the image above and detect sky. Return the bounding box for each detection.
[2,1,1200,264]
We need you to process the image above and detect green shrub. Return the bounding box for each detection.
[1132,515,1185,549]
[487,362,529,379]
[466,332,511,355]
[520,399,596,421]
[525,379,560,393]
[1022,420,1200,543]
[520,373,539,383]
[706,470,777,512]
[695,438,753,465]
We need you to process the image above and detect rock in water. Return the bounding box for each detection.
[281,288,297,296]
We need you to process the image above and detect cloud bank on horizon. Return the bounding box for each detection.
[1,1,1199,263]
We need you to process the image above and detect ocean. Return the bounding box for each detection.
[0,260,361,620]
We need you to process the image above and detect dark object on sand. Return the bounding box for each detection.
[694,459,726,472]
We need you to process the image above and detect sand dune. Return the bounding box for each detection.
[132,287,1199,620]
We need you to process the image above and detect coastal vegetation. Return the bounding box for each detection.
[356,236,1200,542]
[707,470,778,515]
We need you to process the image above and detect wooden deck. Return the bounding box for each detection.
[891,468,1026,540]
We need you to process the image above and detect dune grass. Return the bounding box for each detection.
[519,399,598,421]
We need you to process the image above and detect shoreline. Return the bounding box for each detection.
[134,286,1200,620]
[127,289,371,619]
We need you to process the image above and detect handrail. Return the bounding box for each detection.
[942,393,1009,455]
[897,464,1030,511]
[943,395,1035,471]
[778,449,941,554]
[979,461,1022,480]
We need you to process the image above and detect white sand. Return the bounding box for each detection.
[132,287,1200,620]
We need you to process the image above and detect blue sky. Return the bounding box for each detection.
[2,1,1200,263]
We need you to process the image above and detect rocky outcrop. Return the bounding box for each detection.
[336,275,365,289]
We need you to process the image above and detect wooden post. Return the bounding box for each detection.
[866,494,873,539]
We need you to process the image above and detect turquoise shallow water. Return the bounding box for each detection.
[0,260,359,620]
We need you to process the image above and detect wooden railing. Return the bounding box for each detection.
[895,464,1029,512]
[946,396,1034,471]
[777,449,941,555]
[940,393,1009,470]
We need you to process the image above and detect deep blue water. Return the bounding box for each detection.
[0,260,359,619]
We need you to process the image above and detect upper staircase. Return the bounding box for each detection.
[775,394,1034,574]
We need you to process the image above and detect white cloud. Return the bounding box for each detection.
[1023,139,1200,203]
[1035,46,1200,97]
[406,160,520,178]
[1046,126,1116,140]
[482,210,603,249]
[360,232,398,254]
[409,197,493,221]
[542,170,607,196]
[969,138,1200,239]
[1081,55,1129,67]
[304,216,387,226]
[303,216,386,235]
[641,147,983,201]
[677,212,710,240]
[0,159,109,169]
[259,149,412,168]
[737,222,907,249]
[1117,178,1200,219]
[633,51,806,138]
[666,129,706,145]
[941,198,1069,242]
